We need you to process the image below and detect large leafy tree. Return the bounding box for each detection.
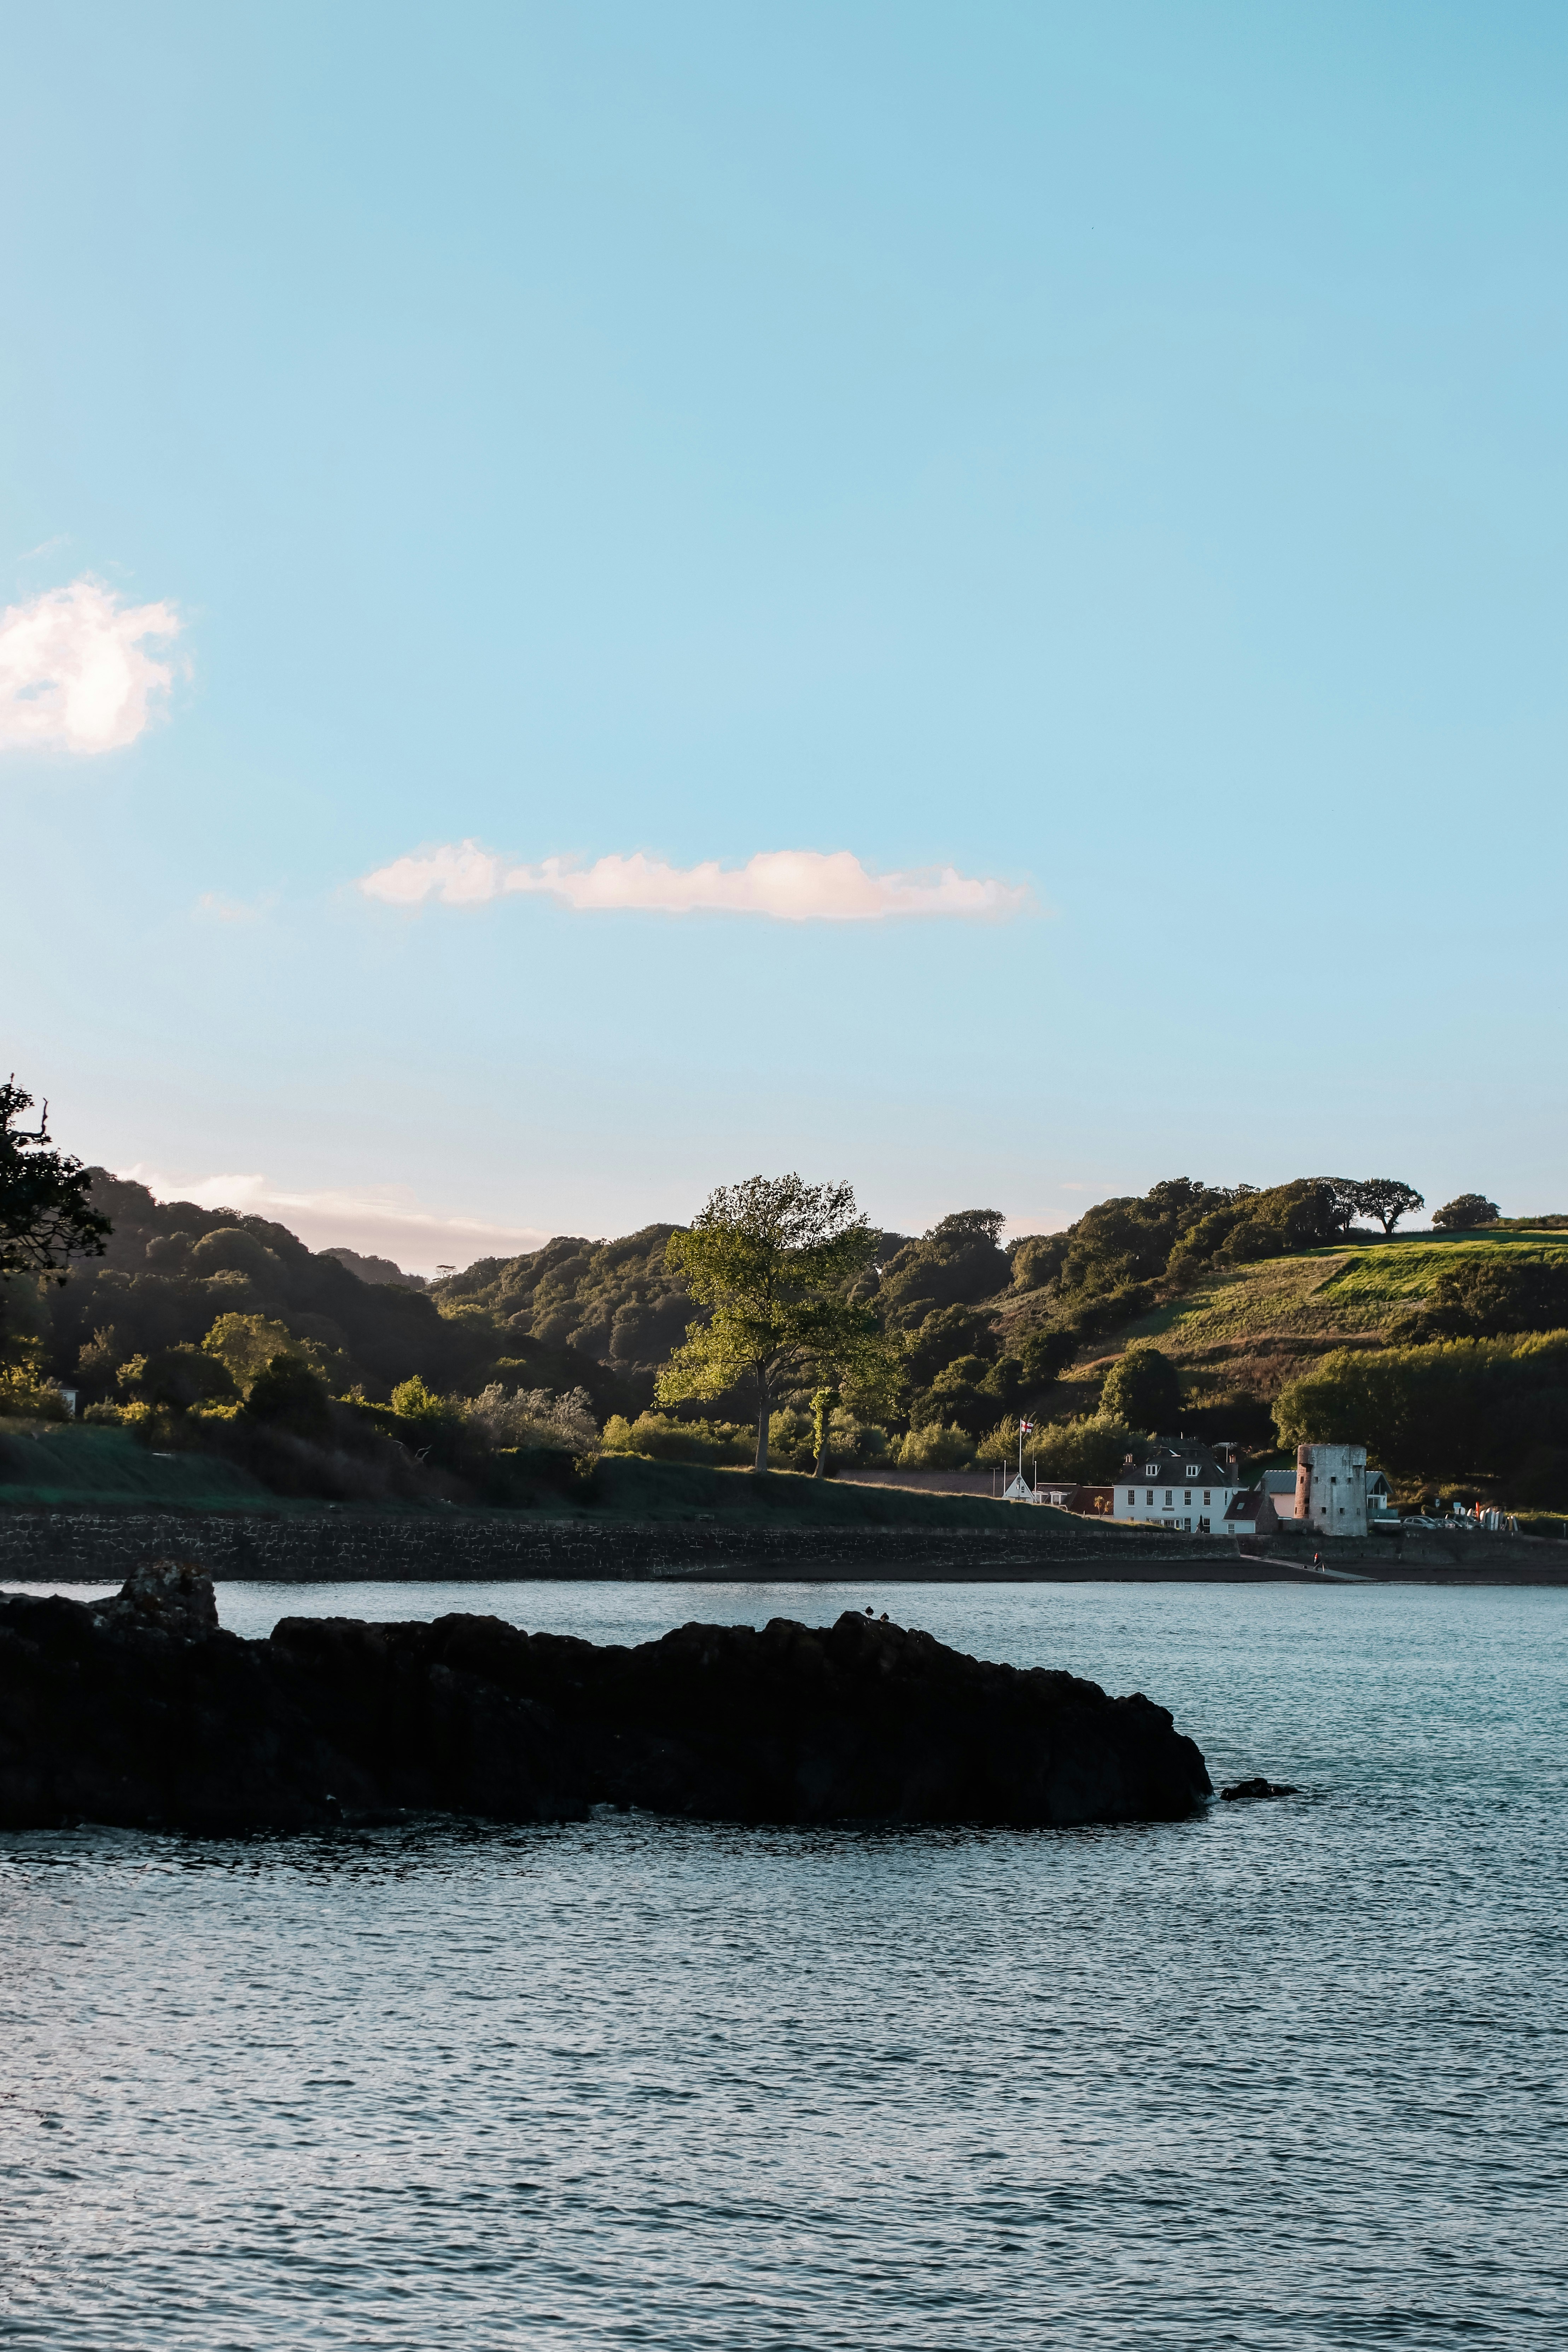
[1341,1178,1424,1236]
[1,1082,110,1353]
[1431,1193,1500,1232]
[657,1174,892,1471]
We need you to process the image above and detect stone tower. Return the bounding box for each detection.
[1295,1443,1368,1538]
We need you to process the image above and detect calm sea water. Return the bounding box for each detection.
[2,1578,1565,2350]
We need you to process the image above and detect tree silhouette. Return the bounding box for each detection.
[1,1078,111,1283]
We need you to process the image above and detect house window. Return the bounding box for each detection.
[1185,1463,1199,1479]
[1184,1490,1191,1505]
[1146,1490,1154,1505]
[1164,1490,1172,1506]
[1145,1461,1158,1477]
[1126,1489,1135,1504]
[1203,1490,1211,1505]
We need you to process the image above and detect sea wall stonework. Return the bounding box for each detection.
[0,1506,1232,1583]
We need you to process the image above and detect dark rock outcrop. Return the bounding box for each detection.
[0,1560,1212,1833]
[1220,1776,1298,1801]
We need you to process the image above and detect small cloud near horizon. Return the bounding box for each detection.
[358,841,1031,922]
[193,891,273,924]
[0,576,181,754]
[116,1165,547,1278]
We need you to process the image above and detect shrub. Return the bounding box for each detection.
[466,1382,599,1454]
[0,1333,68,1420]
[975,1417,1023,1467]
[246,1353,334,1443]
[120,1400,188,1448]
[118,1345,239,1412]
[203,1313,309,1397]
[831,1411,890,1467]
[897,1422,977,1470]
[767,1408,817,1470]
[1010,1234,1068,1292]
[603,1411,752,1465]
[1395,1257,1568,1342]
[75,1324,125,1401]
[1025,1411,1141,1485]
[1099,1345,1182,1434]
[0,1365,69,1420]
[390,1373,450,1425]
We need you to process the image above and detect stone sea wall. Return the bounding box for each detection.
[0,1505,1266,1583]
[1265,1521,1568,1583]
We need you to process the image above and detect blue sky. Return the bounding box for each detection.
[3,1,1564,1268]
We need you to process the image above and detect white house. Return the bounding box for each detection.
[1002,1475,1082,1507]
[1112,1441,1243,1535]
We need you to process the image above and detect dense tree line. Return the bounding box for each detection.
[1274,1333,1568,1504]
[1007,1175,1428,1338]
[24,1170,636,1420]
[8,1085,1565,1507]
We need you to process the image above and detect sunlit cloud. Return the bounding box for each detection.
[118,1165,546,1278]
[359,841,1030,921]
[0,576,181,754]
[193,891,274,925]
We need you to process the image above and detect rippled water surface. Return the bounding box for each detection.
[2,1578,1565,2348]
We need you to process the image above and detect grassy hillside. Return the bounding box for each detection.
[0,1425,276,1510]
[0,1422,1059,1531]
[585,1455,1060,1528]
[1050,1228,1568,1407]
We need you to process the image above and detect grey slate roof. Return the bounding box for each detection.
[1117,1442,1233,1483]
[1225,1490,1272,1521]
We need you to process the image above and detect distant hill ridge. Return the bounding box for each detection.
[18,1169,1568,1511]
[322,1246,428,1290]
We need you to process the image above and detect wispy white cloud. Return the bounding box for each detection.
[193,890,274,925]
[0,576,181,754]
[359,841,1030,921]
[118,1165,546,1277]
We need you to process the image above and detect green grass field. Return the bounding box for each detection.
[0,1422,1050,1531]
[0,1424,275,1509]
[1067,1228,1568,1399]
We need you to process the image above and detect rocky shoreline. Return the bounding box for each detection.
[0,1560,1213,1833]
